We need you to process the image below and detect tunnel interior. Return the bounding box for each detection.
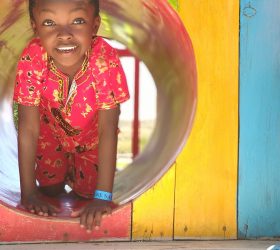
[0,0,197,213]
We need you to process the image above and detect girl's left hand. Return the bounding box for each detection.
[71,199,112,232]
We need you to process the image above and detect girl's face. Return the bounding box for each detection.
[31,0,100,75]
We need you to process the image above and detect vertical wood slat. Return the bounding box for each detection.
[132,166,176,240]
[239,0,280,238]
[132,0,179,241]
[174,0,239,239]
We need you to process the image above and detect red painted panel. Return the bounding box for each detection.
[0,201,131,243]
[132,59,140,158]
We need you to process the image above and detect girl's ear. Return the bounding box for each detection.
[93,16,101,35]
[31,20,37,34]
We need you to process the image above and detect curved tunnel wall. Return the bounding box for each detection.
[0,0,198,242]
[0,0,197,207]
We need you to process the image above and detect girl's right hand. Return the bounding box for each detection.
[21,192,60,217]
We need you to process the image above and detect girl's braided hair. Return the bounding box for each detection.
[29,0,100,20]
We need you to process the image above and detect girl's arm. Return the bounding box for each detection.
[96,106,120,193]
[18,105,40,198]
[18,105,58,216]
[73,106,120,232]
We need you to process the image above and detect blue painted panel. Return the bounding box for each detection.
[239,0,280,238]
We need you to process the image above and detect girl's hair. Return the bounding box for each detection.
[29,0,100,20]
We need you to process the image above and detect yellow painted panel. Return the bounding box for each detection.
[174,0,239,239]
[132,165,175,240]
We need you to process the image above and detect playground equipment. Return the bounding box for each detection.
[0,0,196,242]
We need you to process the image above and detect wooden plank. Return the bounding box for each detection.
[239,0,280,238]
[132,166,175,240]
[131,0,179,241]
[174,0,239,239]
[0,240,279,249]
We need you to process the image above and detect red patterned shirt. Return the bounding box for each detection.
[14,36,130,153]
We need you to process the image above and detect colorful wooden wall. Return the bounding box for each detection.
[133,0,280,240]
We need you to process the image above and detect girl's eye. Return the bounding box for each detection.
[42,19,55,26]
[73,18,86,25]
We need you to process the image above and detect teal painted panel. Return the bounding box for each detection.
[239,0,280,238]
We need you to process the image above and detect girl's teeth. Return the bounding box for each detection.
[57,46,76,52]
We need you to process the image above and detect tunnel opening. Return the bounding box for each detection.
[0,0,196,217]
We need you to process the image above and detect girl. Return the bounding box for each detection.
[13,0,129,232]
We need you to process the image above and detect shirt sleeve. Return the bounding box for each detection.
[95,47,130,110]
[13,39,46,106]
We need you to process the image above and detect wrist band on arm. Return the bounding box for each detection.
[94,190,112,201]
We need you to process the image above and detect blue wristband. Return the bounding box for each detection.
[94,190,112,201]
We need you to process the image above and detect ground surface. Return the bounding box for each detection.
[0,241,280,250]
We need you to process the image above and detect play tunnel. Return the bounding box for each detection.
[0,0,196,242]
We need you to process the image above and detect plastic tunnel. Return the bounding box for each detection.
[0,0,196,242]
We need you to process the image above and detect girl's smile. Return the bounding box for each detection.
[31,0,100,78]
[56,45,78,53]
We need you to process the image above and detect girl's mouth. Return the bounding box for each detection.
[56,45,78,54]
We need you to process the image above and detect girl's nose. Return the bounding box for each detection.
[57,26,73,40]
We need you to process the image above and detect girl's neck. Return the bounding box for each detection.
[48,47,91,83]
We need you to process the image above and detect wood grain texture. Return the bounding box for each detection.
[174,0,239,239]
[239,0,280,238]
[132,166,176,240]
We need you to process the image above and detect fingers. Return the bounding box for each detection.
[27,204,35,214]
[71,207,84,218]
[79,208,88,229]
[93,211,102,230]
[104,206,112,216]
[101,207,112,219]
[41,205,49,216]
[79,209,95,232]
[48,204,60,216]
[25,202,59,217]
[85,211,95,233]
[79,207,112,233]
[34,205,44,216]
[80,209,101,233]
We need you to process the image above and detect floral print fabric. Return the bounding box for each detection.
[14,36,129,197]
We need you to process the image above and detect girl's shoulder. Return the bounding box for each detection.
[21,37,47,63]
[90,36,119,61]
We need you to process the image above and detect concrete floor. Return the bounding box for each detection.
[0,241,280,250]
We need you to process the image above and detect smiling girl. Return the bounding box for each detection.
[13,0,129,232]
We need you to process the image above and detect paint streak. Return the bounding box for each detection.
[243,2,257,18]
